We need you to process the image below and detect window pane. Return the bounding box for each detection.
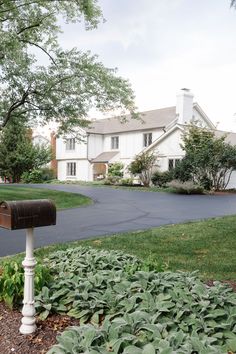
[67,162,76,176]
[66,138,75,150]
[143,133,152,147]
[111,136,119,149]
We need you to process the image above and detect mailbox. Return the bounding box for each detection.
[0,199,56,230]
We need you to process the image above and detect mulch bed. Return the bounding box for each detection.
[0,302,79,354]
[0,281,236,353]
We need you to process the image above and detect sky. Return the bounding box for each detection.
[56,0,236,132]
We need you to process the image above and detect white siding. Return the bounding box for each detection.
[88,134,103,159]
[56,136,88,160]
[103,129,163,158]
[152,129,185,171]
[226,171,236,190]
[57,160,91,181]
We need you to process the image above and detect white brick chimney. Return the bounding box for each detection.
[176,88,194,125]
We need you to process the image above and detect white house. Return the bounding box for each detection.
[56,89,236,187]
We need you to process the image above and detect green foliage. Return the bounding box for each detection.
[120,178,134,186]
[129,152,157,187]
[22,167,56,183]
[151,170,174,187]
[108,163,124,178]
[21,169,44,183]
[167,180,205,194]
[0,118,52,182]
[43,247,236,353]
[181,126,236,191]
[0,0,136,134]
[104,175,121,185]
[0,260,51,309]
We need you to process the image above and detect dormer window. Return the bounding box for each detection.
[111,136,119,149]
[66,138,75,150]
[143,133,152,147]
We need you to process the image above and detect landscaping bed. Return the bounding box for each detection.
[1,247,236,353]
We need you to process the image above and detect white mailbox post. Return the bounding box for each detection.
[20,228,37,334]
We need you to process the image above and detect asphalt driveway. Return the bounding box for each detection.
[1,184,236,257]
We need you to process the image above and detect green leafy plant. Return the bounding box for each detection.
[21,169,44,183]
[108,163,124,178]
[151,170,174,187]
[104,176,121,185]
[31,246,236,353]
[0,260,51,309]
[120,178,134,186]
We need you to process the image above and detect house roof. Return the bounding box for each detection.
[215,130,236,145]
[92,151,119,163]
[86,106,176,134]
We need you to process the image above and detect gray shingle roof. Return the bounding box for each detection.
[92,151,119,163]
[86,106,176,134]
[215,130,236,145]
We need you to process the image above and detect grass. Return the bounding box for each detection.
[24,215,236,281]
[0,185,92,209]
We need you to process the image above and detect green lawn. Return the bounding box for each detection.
[33,215,236,281]
[0,186,92,209]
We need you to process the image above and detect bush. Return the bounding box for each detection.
[120,178,133,186]
[108,162,124,177]
[151,170,174,187]
[21,169,44,183]
[103,175,121,185]
[21,168,56,183]
[41,167,56,182]
[167,180,205,194]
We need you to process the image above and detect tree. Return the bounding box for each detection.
[0,118,52,182]
[0,1,136,134]
[129,151,157,187]
[178,126,236,190]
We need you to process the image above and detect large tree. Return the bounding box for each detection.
[176,126,236,190]
[0,118,52,182]
[0,1,136,134]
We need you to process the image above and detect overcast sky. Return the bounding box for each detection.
[58,0,236,132]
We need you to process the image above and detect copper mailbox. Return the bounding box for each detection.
[0,199,56,230]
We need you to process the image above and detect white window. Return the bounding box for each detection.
[143,133,152,147]
[67,162,76,176]
[168,158,181,171]
[66,138,75,150]
[111,136,119,149]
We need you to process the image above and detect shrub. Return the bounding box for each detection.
[41,167,56,182]
[151,170,174,187]
[103,175,121,185]
[167,180,205,194]
[21,169,44,183]
[120,178,133,186]
[108,162,124,177]
[0,260,51,309]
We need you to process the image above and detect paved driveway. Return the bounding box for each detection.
[1,184,236,256]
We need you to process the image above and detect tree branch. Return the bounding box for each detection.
[2,90,30,127]
[19,39,57,65]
